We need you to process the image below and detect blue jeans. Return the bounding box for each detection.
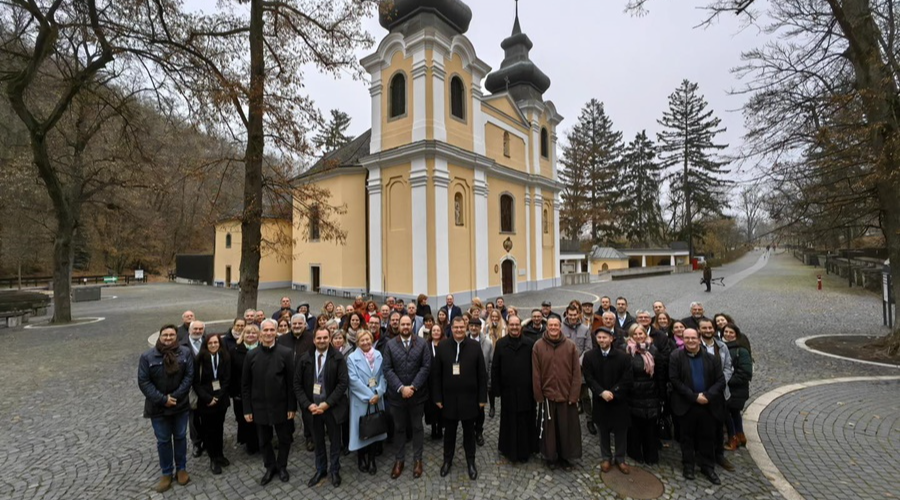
[151,412,189,476]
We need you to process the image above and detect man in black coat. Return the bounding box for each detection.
[294,328,349,488]
[277,313,316,451]
[439,294,462,325]
[669,328,726,485]
[383,315,432,479]
[614,297,636,338]
[521,309,546,344]
[433,316,488,480]
[490,315,537,463]
[583,328,633,474]
[242,319,297,486]
[681,302,709,331]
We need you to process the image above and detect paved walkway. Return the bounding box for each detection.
[0,250,897,499]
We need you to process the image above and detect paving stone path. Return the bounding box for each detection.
[0,250,896,499]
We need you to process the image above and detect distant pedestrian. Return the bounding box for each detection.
[703,263,712,293]
[138,325,194,492]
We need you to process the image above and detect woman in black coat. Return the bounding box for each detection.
[424,324,444,439]
[723,323,753,450]
[194,333,231,474]
[625,324,661,464]
[229,325,259,454]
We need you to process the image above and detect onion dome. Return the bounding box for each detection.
[484,13,551,100]
[379,0,473,34]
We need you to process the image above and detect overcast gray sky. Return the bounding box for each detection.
[186,0,769,177]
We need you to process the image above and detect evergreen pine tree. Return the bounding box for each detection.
[620,130,664,244]
[313,109,353,152]
[559,99,624,244]
[656,79,730,256]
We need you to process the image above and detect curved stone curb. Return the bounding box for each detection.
[23,317,105,329]
[744,375,900,500]
[146,319,235,347]
[795,334,900,369]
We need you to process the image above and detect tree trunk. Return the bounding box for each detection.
[51,214,76,323]
[237,0,265,316]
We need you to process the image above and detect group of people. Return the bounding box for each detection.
[138,293,753,492]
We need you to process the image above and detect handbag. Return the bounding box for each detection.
[188,363,202,410]
[358,402,388,441]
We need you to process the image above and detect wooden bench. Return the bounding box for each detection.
[0,309,29,327]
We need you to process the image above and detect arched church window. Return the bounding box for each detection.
[500,194,514,233]
[540,127,549,158]
[225,233,232,249]
[450,76,465,120]
[390,73,406,118]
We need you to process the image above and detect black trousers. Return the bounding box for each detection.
[443,417,476,462]
[390,403,424,461]
[312,412,342,474]
[581,386,593,424]
[627,416,659,464]
[189,409,201,447]
[257,420,293,472]
[597,417,627,463]
[232,398,258,451]
[475,406,485,435]
[197,409,227,459]
[678,406,716,470]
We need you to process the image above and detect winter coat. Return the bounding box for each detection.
[138,345,194,418]
[294,347,349,425]
[561,320,591,358]
[532,334,582,405]
[382,335,432,407]
[583,347,632,428]
[627,346,660,420]
[347,348,388,451]
[241,343,297,425]
[725,340,753,411]
[468,333,494,387]
[276,330,315,368]
[668,348,726,422]
[431,337,488,421]
[193,352,231,414]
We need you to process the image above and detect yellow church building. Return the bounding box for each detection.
[214,0,563,303]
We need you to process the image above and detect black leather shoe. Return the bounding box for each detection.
[587,421,597,435]
[702,468,721,485]
[683,467,696,480]
[210,459,222,475]
[489,406,495,419]
[307,471,325,487]
[331,472,342,487]
[476,433,485,447]
[467,461,478,480]
[192,445,204,458]
[358,454,369,473]
[368,457,377,475]
[217,456,230,467]
[260,468,276,486]
[279,468,289,483]
[440,461,452,477]
[305,438,315,452]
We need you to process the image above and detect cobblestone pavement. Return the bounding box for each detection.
[0,250,896,499]
[759,379,900,500]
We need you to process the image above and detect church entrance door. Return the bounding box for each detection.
[501,260,514,295]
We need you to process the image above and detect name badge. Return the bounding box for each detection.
[368,378,377,388]
[211,380,221,391]
[313,383,322,395]
[452,363,460,376]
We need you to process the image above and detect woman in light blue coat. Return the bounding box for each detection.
[347,329,387,474]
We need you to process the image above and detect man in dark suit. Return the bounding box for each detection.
[433,316,488,480]
[439,294,462,325]
[242,319,297,486]
[383,315,432,479]
[176,310,194,343]
[277,313,316,451]
[669,328,726,485]
[583,327,633,474]
[180,320,205,458]
[614,297,635,338]
[294,327,349,488]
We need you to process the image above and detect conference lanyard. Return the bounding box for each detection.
[211,354,219,380]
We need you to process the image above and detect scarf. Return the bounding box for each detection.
[363,348,376,371]
[627,339,655,376]
[156,339,181,375]
[245,342,259,351]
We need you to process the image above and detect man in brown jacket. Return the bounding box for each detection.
[532,317,582,469]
